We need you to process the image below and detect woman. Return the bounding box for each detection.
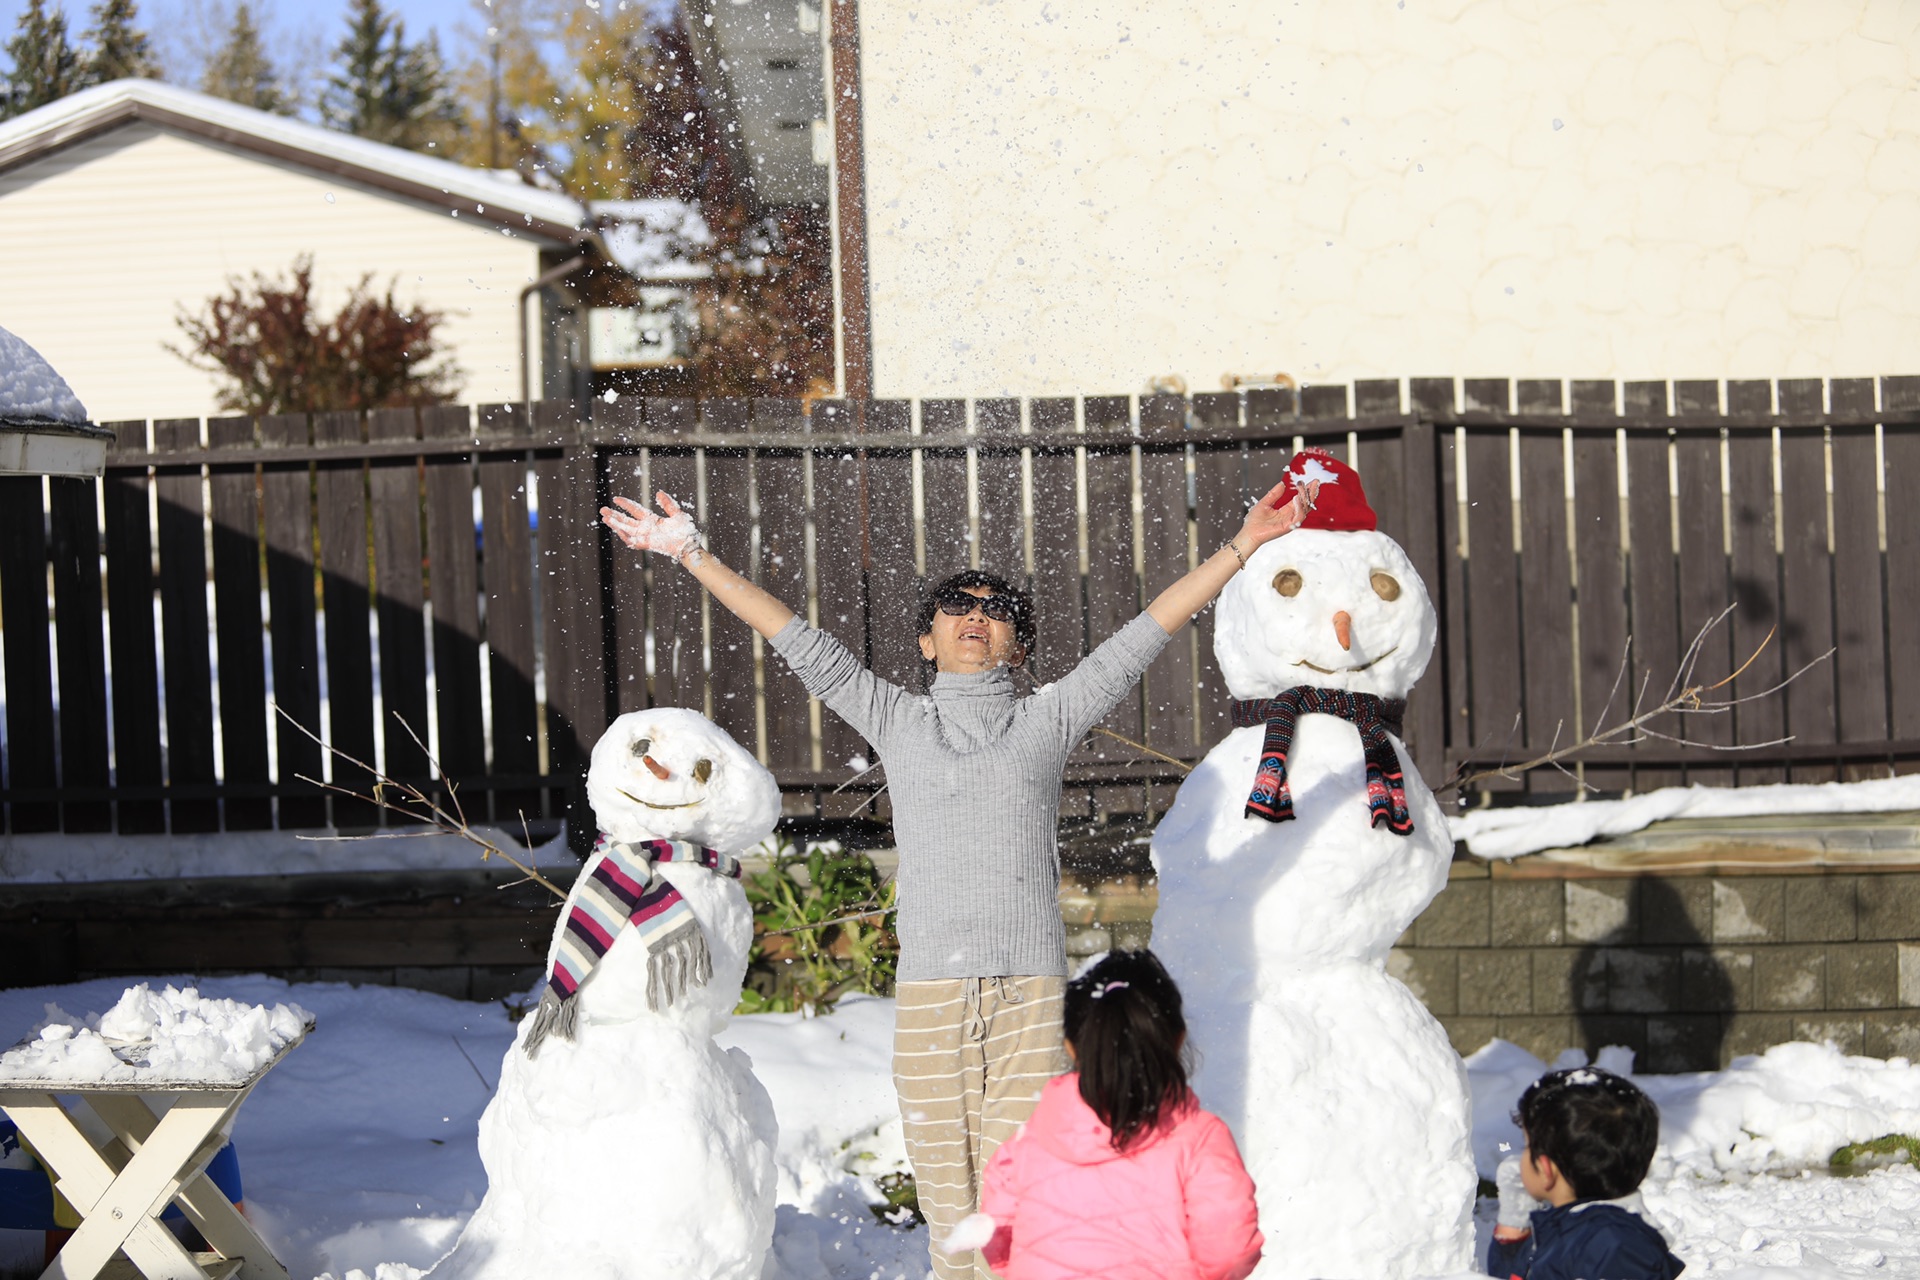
[599,476,1311,1280]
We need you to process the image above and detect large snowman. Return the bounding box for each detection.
[430,708,781,1280]
[1151,451,1475,1280]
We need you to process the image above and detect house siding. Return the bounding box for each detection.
[0,122,556,422]
[857,0,1920,398]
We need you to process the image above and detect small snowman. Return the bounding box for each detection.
[1151,451,1475,1280]
[430,708,781,1280]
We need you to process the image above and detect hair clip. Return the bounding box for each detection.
[1090,980,1130,999]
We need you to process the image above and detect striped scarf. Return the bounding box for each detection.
[1229,688,1413,835]
[522,834,743,1057]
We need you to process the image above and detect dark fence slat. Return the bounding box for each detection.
[261,414,326,829]
[478,404,542,824]
[1139,396,1194,764]
[1829,379,1888,776]
[0,474,57,833]
[419,405,485,798]
[975,398,1024,577]
[1624,384,1682,791]
[1885,378,1920,772]
[1569,382,1632,794]
[1397,418,1446,784]
[1724,382,1785,785]
[366,408,431,796]
[1518,425,1577,792]
[1673,402,1733,786]
[314,411,378,828]
[47,477,110,832]
[806,401,871,785]
[153,419,218,833]
[1029,397,1085,688]
[700,398,757,750]
[1776,379,1838,782]
[754,398,812,775]
[919,398,971,584]
[864,400,921,694]
[1082,395,1143,815]
[1464,415,1522,788]
[1191,394,1244,747]
[102,422,163,833]
[632,397,700,714]
[532,402,601,848]
[206,416,272,830]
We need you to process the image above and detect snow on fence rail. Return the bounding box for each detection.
[2,376,1918,843]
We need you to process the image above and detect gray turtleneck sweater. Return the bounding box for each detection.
[767,613,1173,981]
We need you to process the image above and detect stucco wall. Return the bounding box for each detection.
[0,123,553,423]
[858,1,1920,399]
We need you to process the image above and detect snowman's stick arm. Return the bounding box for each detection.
[276,706,571,903]
[1440,614,1829,793]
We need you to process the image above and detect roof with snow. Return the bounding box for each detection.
[0,79,587,244]
[588,199,713,281]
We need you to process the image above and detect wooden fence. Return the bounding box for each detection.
[3,377,1917,847]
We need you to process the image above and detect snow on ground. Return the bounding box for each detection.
[1450,775,1920,859]
[3,976,1919,1279]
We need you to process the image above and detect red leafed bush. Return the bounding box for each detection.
[172,255,463,414]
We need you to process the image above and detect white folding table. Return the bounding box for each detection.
[0,1026,307,1280]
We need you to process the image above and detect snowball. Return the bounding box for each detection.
[0,984,310,1085]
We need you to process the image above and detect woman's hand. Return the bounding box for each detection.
[1237,478,1318,549]
[599,491,702,562]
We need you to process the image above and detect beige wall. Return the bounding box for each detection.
[858,1,1920,399]
[0,123,553,423]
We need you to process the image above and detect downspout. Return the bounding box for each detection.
[519,254,592,403]
[828,0,874,401]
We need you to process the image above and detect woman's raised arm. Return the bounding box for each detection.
[1143,478,1315,635]
[598,491,797,640]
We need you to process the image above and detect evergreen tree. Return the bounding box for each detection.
[3,0,86,118]
[202,4,289,114]
[83,0,158,83]
[320,0,464,151]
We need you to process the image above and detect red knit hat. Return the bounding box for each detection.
[1273,449,1377,532]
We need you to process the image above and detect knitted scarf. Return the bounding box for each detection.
[1229,688,1412,835]
[522,834,743,1057]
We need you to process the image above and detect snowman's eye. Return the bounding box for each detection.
[693,758,713,783]
[631,737,652,757]
[1370,572,1401,601]
[1273,569,1303,598]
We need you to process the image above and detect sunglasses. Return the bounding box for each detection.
[934,587,1026,625]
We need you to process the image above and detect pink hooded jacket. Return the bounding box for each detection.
[978,1073,1264,1280]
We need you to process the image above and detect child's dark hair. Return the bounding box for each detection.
[1514,1067,1660,1201]
[1063,950,1192,1152]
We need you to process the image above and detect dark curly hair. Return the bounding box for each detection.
[1514,1067,1660,1201]
[1064,950,1194,1152]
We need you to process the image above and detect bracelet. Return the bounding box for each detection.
[1224,537,1248,569]
[673,542,706,568]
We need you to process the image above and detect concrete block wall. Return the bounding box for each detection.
[1389,864,1920,1071]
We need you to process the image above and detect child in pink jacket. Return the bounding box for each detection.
[960,950,1263,1280]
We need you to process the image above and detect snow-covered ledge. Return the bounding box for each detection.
[1449,775,1920,876]
[0,323,111,478]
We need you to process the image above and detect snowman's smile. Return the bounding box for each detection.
[614,785,702,811]
[1294,645,1397,675]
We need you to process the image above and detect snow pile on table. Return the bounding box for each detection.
[1451,774,1920,859]
[1466,1038,1920,1179]
[0,983,310,1085]
[0,323,88,423]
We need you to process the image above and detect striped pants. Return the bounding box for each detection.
[894,976,1067,1280]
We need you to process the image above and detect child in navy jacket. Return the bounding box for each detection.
[1487,1067,1685,1280]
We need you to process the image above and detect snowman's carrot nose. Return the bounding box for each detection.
[1332,610,1352,651]
[642,754,671,781]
